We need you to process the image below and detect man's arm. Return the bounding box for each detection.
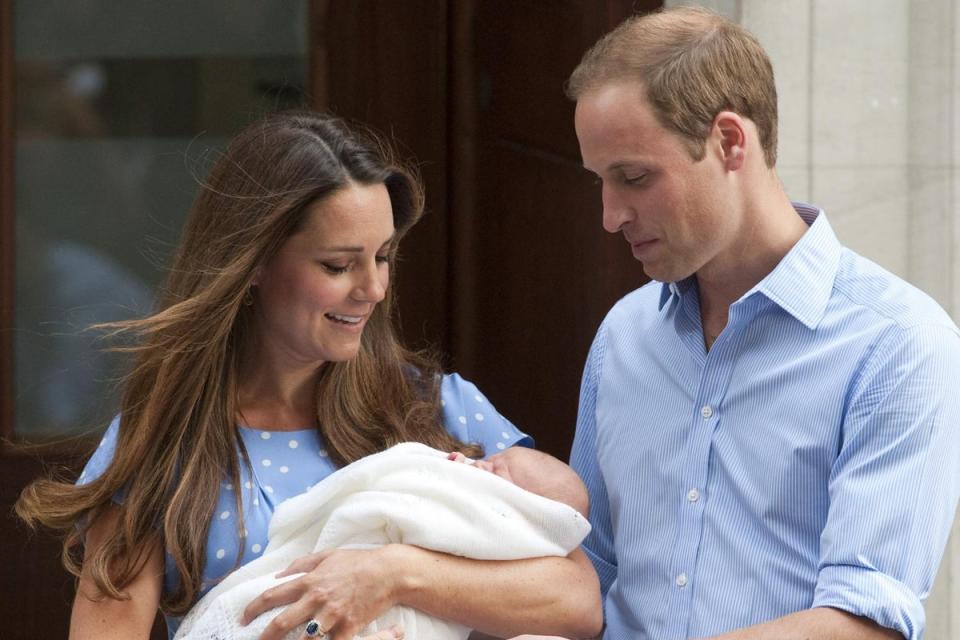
[569,325,618,600]
[699,607,901,640]
[708,323,960,640]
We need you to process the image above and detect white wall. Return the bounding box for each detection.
[667,1,959,636]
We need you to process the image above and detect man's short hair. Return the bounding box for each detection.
[567,7,779,167]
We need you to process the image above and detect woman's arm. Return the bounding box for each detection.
[70,505,163,640]
[390,544,601,638]
[243,544,602,640]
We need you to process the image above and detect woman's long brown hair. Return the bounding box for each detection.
[15,111,483,616]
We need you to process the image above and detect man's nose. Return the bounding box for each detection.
[601,183,634,233]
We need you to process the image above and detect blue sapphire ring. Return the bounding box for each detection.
[304,619,327,638]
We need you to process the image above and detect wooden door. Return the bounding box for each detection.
[462,0,655,458]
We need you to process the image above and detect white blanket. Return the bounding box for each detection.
[175,442,591,640]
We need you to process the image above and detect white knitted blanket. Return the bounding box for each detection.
[174,442,591,640]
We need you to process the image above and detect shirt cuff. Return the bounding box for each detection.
[813,563,924,640]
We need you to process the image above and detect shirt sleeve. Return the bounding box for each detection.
[570,322,618,600]
[76,414,125,503]
[439,373,533,456]
[812,323,960,640]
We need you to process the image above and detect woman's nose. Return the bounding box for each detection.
[352,261,388,302]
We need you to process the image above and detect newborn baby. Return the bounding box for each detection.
[447,446,589,518]
[175,443,590,640]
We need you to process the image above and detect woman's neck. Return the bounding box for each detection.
[236,356,322,431]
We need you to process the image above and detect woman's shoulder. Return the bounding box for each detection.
[77,414,122,486]
[438,373,534,455]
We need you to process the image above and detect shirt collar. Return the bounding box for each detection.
[658,202,842,329]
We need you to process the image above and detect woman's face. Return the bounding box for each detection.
[252,182,395,369]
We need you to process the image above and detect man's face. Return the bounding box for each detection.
[574,81,736,283]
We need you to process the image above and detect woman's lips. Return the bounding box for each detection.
[324,312,368,333]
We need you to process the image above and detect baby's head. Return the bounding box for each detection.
[448,447,589,518]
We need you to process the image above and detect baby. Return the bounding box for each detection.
[447,446,589,518]
[175,443,591,640]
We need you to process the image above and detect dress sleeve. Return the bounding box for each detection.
[811,323,960,640]
[570,322,618,601]
[76,414,125,503]
[439,373,533,456]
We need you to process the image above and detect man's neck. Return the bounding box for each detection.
[696,182,807,349]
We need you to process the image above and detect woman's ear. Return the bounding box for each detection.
[714,110,747,171]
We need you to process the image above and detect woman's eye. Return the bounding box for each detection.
[320,262,348,275]
[375,254,391,265]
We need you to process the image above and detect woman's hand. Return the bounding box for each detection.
[242,546,404,640]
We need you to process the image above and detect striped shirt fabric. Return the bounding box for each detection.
[570,203,960,640]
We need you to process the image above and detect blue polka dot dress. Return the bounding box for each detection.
[78,373,532,638]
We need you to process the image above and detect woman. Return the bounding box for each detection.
[16,111,601,640]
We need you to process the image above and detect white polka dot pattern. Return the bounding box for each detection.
[75,373,531,628]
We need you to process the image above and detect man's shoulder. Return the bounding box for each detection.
[834,248,958,334]
[602,280,664,327]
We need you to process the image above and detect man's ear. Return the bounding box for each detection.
[714,110,746,171]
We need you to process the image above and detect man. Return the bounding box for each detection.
[567,7,960,640]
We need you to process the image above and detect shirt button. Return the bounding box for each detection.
[676,573,688,587]
[687,488,700,503]
[700,405,713,419]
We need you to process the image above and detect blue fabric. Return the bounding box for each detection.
[79,373,531,638]
[570,203,960,640]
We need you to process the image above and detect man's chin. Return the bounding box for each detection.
[640,262,686,284]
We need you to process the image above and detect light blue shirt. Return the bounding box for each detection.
[80,373,531,638]
[571,204,960,640]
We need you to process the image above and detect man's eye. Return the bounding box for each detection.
[625,174,648,185]
[320,262,348,275]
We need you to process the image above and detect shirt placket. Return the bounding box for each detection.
[665,296,753,639]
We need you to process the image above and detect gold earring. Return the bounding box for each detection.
[243,288,254,306]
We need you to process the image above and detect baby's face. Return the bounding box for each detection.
[447,451,514,483]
